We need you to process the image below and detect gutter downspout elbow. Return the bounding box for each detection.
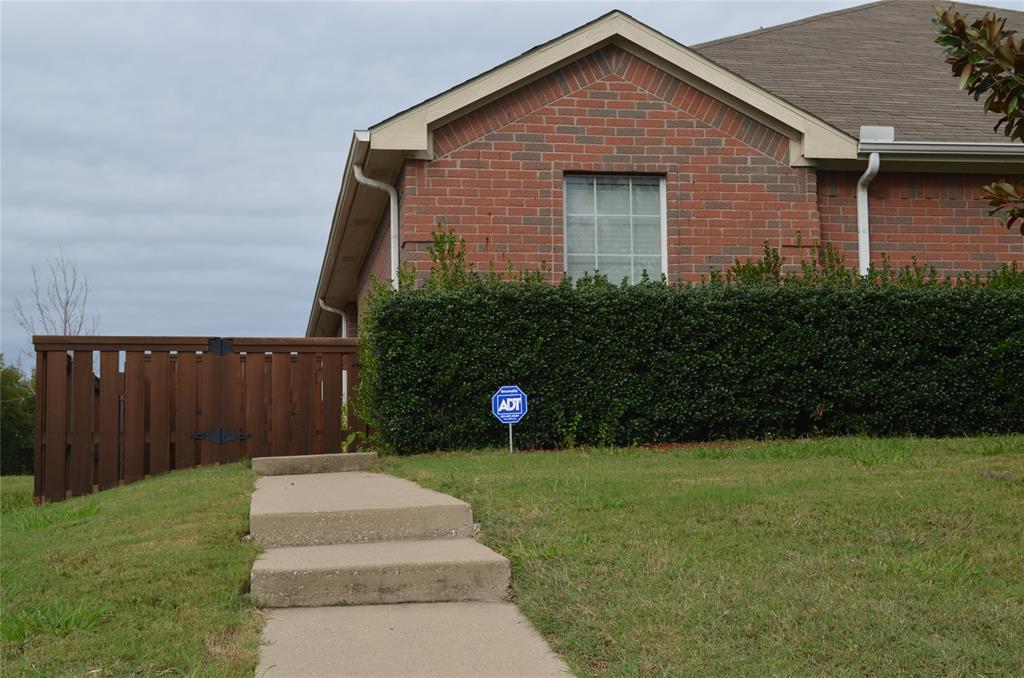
[856,152,880,276]
[353,164,400,290]
[318,298,347,337]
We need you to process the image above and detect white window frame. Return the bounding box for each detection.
[562,174,668,283]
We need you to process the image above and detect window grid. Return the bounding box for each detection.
[564,175,664,284]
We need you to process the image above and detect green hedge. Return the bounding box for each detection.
[359,280,1024,454]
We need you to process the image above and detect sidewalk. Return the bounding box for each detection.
[248,453,570,677]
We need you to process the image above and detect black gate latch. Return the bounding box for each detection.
[192,427,251,444]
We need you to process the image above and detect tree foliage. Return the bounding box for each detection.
[1,355,35,475]
[935,6,1024,233]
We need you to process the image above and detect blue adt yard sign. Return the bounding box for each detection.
[492,385,528,424]
[492,385,527,453]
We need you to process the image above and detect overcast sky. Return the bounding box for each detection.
[3,0,1018,364]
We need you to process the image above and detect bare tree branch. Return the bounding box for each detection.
[15,248,100,344]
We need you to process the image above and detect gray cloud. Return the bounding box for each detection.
[9,0,1001,362]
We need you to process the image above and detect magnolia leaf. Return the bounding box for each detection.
[936,4,1023,235]
[996,43,1016,68]
[959,65,974,89]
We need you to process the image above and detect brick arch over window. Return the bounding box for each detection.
[398,44,820,283]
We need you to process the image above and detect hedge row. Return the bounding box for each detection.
[359,280,1024,453]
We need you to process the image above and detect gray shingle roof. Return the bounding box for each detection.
[693,0,1024,142]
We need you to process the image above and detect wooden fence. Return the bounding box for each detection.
[32,336,366,503]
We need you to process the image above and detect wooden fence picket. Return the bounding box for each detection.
[31,336,362,503]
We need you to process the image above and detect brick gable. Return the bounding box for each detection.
[434,45,787,163]
[401,44,817,281]
[360,44,1021,295]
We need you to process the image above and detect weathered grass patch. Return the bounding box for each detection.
[382,436,1024,676]
[2,598,113,643]
[0,464,260,677]
[3,501,102,532]
[1,477,34,512]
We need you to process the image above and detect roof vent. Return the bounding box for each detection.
[859,126,895,143]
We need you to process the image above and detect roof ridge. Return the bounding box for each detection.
[692,0,896,49]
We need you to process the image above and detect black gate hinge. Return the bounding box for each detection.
[192,427,251,445]
[208,337,234,355]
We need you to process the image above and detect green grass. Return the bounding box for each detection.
[0,464,260,677]
[1,477,35,512]
[381,436,1024,677]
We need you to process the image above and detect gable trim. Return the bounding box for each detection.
[432,44,791,165]
[367,11,858,163]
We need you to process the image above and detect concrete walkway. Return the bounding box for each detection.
[249,453,569,677]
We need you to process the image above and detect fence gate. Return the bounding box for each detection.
[32,336,366,503]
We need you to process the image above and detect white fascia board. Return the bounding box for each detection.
[305,131,370,337]
[369,19,619,152]
[368,12,858,161]
[614,16,857,160]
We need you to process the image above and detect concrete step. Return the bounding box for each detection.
[249,472,473,548]
[252,538,509,608]
[251,452,377,476]
[257,602,571,677]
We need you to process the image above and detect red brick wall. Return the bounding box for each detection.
[361,44,1021,307]
[356,211,391,302]
[398,44,820,283]
[818,172,1024,276]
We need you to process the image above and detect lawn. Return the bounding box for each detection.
[381,436,1024,677]
[0,463,260,677]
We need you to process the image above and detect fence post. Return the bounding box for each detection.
[43,350,69,501]
[98,351,121,489]
[69,350,94,496]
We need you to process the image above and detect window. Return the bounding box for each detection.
[564,175,666,284]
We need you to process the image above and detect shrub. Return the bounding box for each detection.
[358,234,1024,453]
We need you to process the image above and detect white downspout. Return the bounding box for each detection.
[353,164,400,290]
[318,297,349,400]
[318,298,347,337]
[856,153,880,276]
[855,126,892,277]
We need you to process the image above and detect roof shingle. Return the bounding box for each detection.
[693,0,1024,142]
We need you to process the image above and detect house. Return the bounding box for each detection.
[306,0,1024,338]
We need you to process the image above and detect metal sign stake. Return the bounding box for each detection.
[508,423,513,454]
